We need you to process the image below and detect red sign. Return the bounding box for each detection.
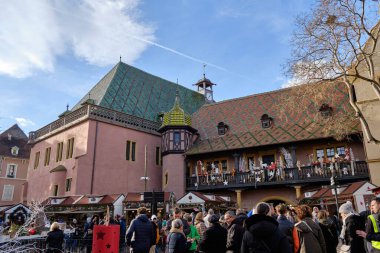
[92,225,120,253]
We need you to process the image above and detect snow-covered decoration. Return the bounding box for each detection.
[0,201,48,252]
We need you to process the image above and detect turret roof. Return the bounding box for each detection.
[160,92,192,128]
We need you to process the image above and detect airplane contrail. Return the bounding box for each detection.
[42,2,253,81]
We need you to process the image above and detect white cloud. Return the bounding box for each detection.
[12,117,36,127]
[0,0,155,78]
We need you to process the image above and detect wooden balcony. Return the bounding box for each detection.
[28,104,161,143]
[186,161,369,191]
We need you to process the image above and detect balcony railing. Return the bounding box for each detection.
[29,104,161,142]
[186,161,369,191]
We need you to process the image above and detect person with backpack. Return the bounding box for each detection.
[294,205,326,253]
[241,202,292,253]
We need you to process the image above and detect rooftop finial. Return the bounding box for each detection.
[66,104,69,111]
[120,56,122,62]
[88,92,91,99]
[174,87,180,106]
[203,64,207,78]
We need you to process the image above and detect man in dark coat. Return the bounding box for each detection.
[126,207,155,253]
[166,207,190,236]
[241,202,292,253]
[276,204,295,250]
[225,210,244,253]
[199,214,228,253]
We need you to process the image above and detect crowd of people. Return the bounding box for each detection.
[23,196,380,253]
[124,197,380,253]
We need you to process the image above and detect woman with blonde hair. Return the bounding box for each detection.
[46,222,64,253]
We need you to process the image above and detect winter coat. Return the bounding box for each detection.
[199,222,228,253]
[188,225,200,251]
[126,214,155,253]
[236,213,248,225]
[226,218,245,253]
[277,215,295,250]
[166,228,191,253]
[46,229,64,251]
[318,221,338,253]
[342,214,366,253]
[295,217,326,253]
[241,214,292,253]
[120,219,127,243]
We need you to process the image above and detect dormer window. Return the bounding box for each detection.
[157,112,165,123]
[11,146,19,156]
[217,122,229,135]
[260,114,272,129]
[319,103,333,118]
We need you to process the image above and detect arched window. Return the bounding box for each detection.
[260,114,272,128]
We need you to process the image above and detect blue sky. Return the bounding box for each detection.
[0,0,313,134]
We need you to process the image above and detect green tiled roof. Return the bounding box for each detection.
[187,82,361,155]
[161,94,192,128]
[72,62,206,122]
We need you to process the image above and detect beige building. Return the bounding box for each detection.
[353,23,380,186]
[0,124,30,205]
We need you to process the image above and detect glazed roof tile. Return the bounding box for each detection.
[72,62,205,123]
[187,82,360,155]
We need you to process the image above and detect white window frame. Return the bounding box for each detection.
[2,185,14,201]
[6,164,17,178]
[11,146,19,156]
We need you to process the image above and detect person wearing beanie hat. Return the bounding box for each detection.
[199,214,227,253]
[339,201,365,253]
[339,201,355,214]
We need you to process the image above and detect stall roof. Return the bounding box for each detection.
[177,192,233,205]
[43,194,124,206]
[304,181,376,200]
[123,192,171,202]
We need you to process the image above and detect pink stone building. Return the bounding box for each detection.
[0,124,30,205]
[26,62,369,212]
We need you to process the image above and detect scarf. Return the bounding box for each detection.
[340,212,354,240]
